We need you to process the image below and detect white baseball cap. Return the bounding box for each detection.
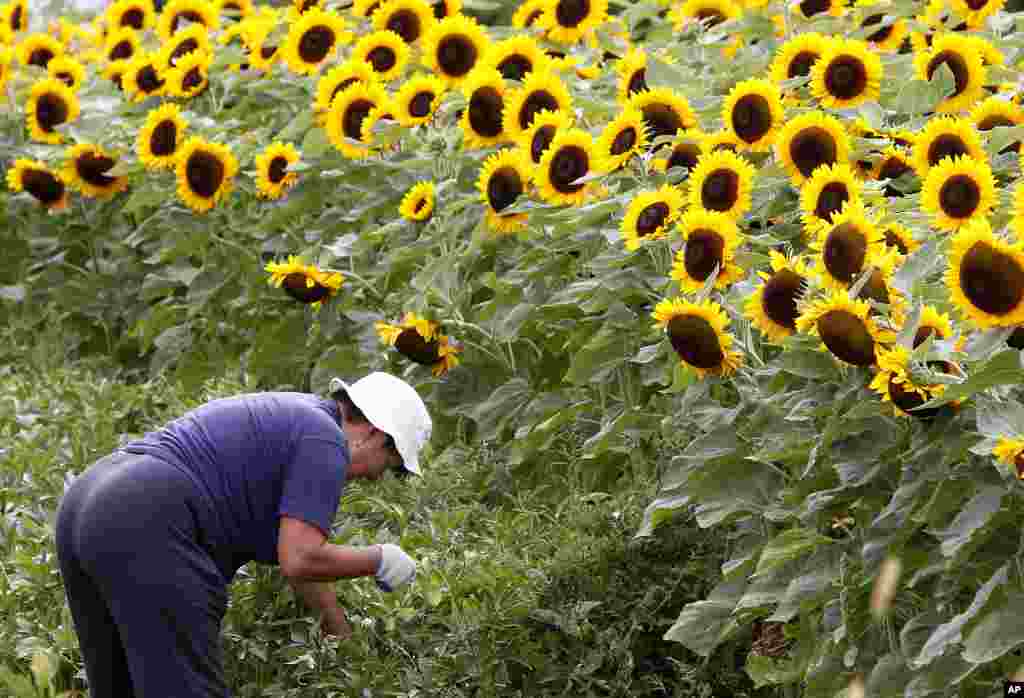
[329,373,432,476]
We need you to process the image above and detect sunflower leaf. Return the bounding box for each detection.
[918,349,1024,408]
[975,399,1024,438]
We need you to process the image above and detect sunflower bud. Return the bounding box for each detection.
[870,555,902,620]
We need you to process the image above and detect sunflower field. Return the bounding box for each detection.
[3,0,1024,691]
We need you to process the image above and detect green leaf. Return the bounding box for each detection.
[975,399,1024,438]
[919,349,1024,408]
[776,349,840,380]
[635,494,690,538]
[564,326,630,385]
[929,484,1005,559]
[664,573,750,656]
[755,528,834,576]
[962,591,1024,664]
[866,652,913,698]
[301,126,332,158]
[745,654,801,688]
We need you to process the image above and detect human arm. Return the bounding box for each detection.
[286,577,352,639]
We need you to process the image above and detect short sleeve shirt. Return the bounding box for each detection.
[121,392,348,577]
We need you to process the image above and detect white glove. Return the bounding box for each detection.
[375,544,416,592]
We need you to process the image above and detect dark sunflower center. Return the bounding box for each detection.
[965,0,988,8]
[330,78,360,102]
[137,64,164,92]
[519,90,559,131]
[818,310,876,366]
[790,126,837,178]
[524,9,543,25]
[824,56,868,100]
[170,37,198,63]
[530,124,556,163]
[959,241,1024,316]
[110,39,134,61]
[497,54,532,81]
[888,376,931,415]
[555,0,589,27]
[75,152,118,187]
[299,25,334,63]
[413,197,427,213]
[667,143,701,172]
[432,0,448,18]
[185,150,225,198]
[261,45,278,60]
[883,228,908,255]
[926,51,969,96]
[641,103,684,139]
[695,8,725,25]
[395,328,441,364]
[150,120,178,156]
[342,99,374,140]
[1007,327,1024,350]
[799,0,829,17]
[913,326,942,348]
[787,51,819,78]
[387,9,421,43]
[762,269,804,330]
[549,145,588,193]
[684,229,725,280]
[36,93,68,132]
[487,167,523,213]
[879,156,909,181]
[823,222,867,284]
[859,268,889,305]
[731,94,772,144]
[627,68,647,96]
[938,174,980,218]
[635,202,670,237]
[283,273,329,304]
[11,4,23,30]
[28,47,54,68]
[55,71,74,86]
[610,127,637,155]
[926,134,968,167]
[171,10,204,32]
[667,315,725,370]
[367,45,396,73]
[409,91,434,117]
[977,115,1014,131]
[122,7,145,28]
[437,34,477,77]
[468,86,503,137]
[22,169,65,205]
[268,156,289,184]
[814,182,849,221]
[182,66,204,90]
[700,169,739,212]
[862,13,893,43]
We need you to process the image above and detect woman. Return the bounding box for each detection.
[54,372,429,698]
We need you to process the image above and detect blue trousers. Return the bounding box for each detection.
[54,450,232,698]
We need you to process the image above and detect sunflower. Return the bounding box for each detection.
[430,0,461,17]
[651,297,743,379]
[106,0,154,30]
[478,148,531,234]
[512,0,547,28]
[137,103,187,170]
[175,136,238,212]
[2,0,27,33]
[218,0,252,19]
[668,0,742,30]
[242,20,279,73]
[122,52,165,102]
[913,33,985,114]
[459,66,507,149]
[483,34,548,81]
[102,59,132,89]
[47,55,86,90]
[859,9,906,52]
[0,47,12,92]
[520,108,571,164]
[653,131,705,174]
[1014,181,1024,242]
[18,33,62,68]
[810,39,882,109]
[615,47,648,103]
[810,199,886,291]
[157,0,218,42]
[502,69,572,142]
[774,111,850,186]
[254,142,300,200]
[5,158,69,211]
[265,255,344,310]
[627,87,697,143]
[158,23,210,68]
[871,145,913,191]
[970,96,1023,153]
[314,60,377,114]
[63,144,128,199]
[945,218,1024,328]
[671,208,745,291]
[165,49,210,98]
[421,14,489,86]
[282,8,346,74]
[351,29,409,82]
[795,0,844,19]
[869,345,948,418]
[388,74,442,127]
[722,78,784,152]
[992,438,1024,480]
[103,26,139,63]
[881,221,919,256]
[376,312,461,376]
[854,246,908,323]
[745,251,810,342]
[796,290,893,366]
[907,304,956,350]
[595,108,647,172]
[325,81,390,159]
[373,0,433,44]
[352,0,383,18]
[687,149,755,220]
[539,0,609,44]
[921,154,994,233]
[400,181,435,221]
[26,78,79,145]
[950,0,1004,30]
[800,163,862,234]
[620,184,684,251]
[537,127,595,206]
[911,116,984,178]
[769,32,827,85]
[700,130,740,154]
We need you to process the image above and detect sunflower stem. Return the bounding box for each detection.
[336,270,382,302]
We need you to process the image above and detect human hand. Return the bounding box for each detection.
[374,544,416,592]
[322,610,352,640]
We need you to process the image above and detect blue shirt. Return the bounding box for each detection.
[120,392,348,579]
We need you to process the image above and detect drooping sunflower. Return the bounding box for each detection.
[854,246,909,324]
[351,29,409,82]
[242,20,279,73]
[375,312,461,376]
[6,158,69,211]
[537,127,595,206]
[538,0,609,44]
[314,60,377,114]
[992,438,1024,480]
[700,129,740,154]
[744,251,810,343]
[881,221,919,256]
[429,0,461,18]
[157,23,210,68]
[970,96,1023,153]
[254,142,300,200]
[483,34,548,81]
[668,0,742,30]
[671,208,745,291]
[26,78,79,145]
[615,47,648,103]
[520,108,571,164]
[950,0,1004,30]
[372,0,434,44]
[400,181,435,221]
[164,49,211,98]
[907,304,957,352]
[911,116,985,177]
[265,255,344,310]
[627,87,697,143]
[858,9,906,52]
[945,217,1024,328]
[620,184,684,251]
[687,149,755,220]
[63,144,129,199]
[810,39,882,109]
[459,66,507,149]
[352,0,383,18]
[47,55,86,90]
[869,345,949,418]
[122,52,165,102]
[18,33,62,68]
[391,73,444,126]
[810,199,886,291]
[795,0,844,19]
[921,155,995,233]
[913,33,986,114]
[512,0,547,28]
[421,14,489,86]
[800,163,862,234]
[872,146,913,195]
[595,108,647,172]
[282,7,347,74]
[2,0,27,33]
[651,297,743,379]
[218,0,253,19]
[654,131,705,174]
[502,69,572,143]
[774,111,850,186]
[137,102,187,170]
[175,136,238,213]
[478,148,532,234]
[720,79,783,152]
[325,81,390,159]
[104,26,140,63]
[157,0,218,42]
[769,32,827,85]
[796,290,894,366]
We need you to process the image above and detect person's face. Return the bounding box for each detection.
[345,422,407,481]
